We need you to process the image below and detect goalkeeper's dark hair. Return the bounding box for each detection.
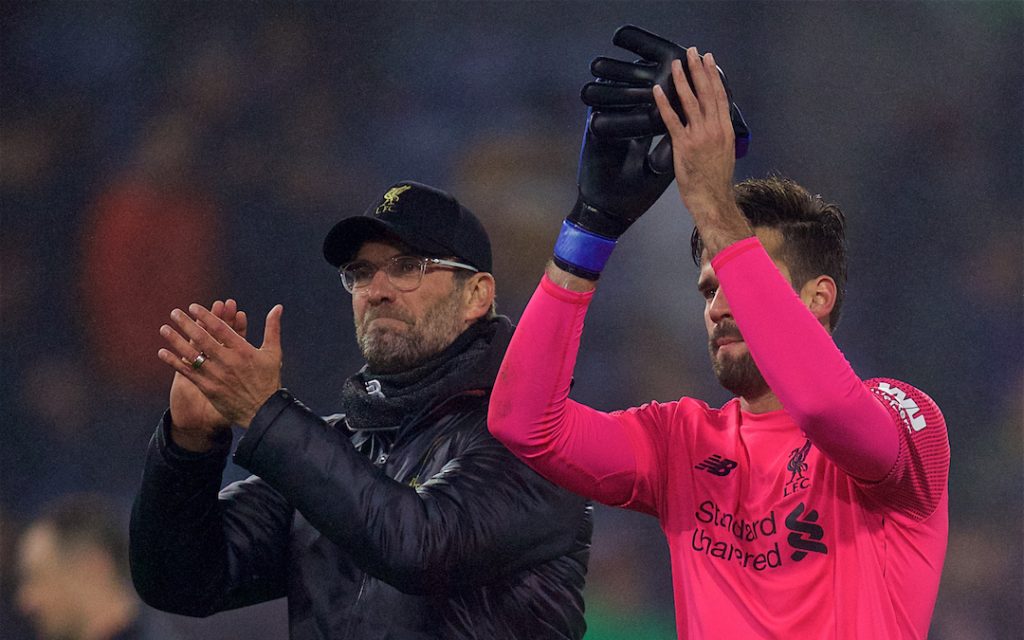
[690,176,848,329]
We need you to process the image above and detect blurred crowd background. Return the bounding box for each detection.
[2,2,1021,639]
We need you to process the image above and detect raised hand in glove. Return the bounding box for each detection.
[581,24,750,172]
[551,102,676,280]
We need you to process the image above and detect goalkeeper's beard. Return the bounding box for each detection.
[709,333,770,400]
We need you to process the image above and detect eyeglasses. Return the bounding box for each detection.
[339,255,478,294]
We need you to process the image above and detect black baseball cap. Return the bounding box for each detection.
[323,181,492,273]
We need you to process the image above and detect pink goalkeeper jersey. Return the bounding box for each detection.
[489,238,949,639]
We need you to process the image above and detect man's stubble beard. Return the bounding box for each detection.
[355,286,466,374]
[708,323,771,399]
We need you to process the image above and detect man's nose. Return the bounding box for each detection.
[364,268,397,302]
[708,289,732,323]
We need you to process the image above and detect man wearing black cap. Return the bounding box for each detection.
[130,181,592,640]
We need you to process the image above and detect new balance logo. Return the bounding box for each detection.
[695,454,738,476]
[784,502,828,561]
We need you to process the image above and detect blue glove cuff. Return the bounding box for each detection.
[553,219,617,275]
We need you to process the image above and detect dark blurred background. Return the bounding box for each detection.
[1,2,1020,638]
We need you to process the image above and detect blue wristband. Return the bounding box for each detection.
[553,219,617,275]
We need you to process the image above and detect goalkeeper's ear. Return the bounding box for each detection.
[799,274,838,331]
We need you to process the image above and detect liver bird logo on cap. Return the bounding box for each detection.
[375,185,413,215]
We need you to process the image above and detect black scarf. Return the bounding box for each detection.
[340,319,500,432]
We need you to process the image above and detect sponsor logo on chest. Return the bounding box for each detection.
[695,453,739,476]
[689,438,828,572]
[691,499,829,572]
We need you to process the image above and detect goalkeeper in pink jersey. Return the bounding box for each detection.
[488,26,949,639]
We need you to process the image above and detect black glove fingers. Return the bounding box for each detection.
[590,56,659,84]
[581,82,652,108]
[729,104,751,158]
[648,137,675,175]
[730,104,748,136]
[590,109,665,139]
[612,24,683,62]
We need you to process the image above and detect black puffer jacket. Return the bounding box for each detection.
[130,318,591,639]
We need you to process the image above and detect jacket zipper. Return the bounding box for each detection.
[344,440,392,636]
[340,404,475,636]
[341,572,370,639]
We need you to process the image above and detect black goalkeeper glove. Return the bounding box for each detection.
[581,24,750,173]
[551,102,675,280]
[553,25,751,281]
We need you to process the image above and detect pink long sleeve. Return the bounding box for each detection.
[712,237,899,481]
[488,276,639,505]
